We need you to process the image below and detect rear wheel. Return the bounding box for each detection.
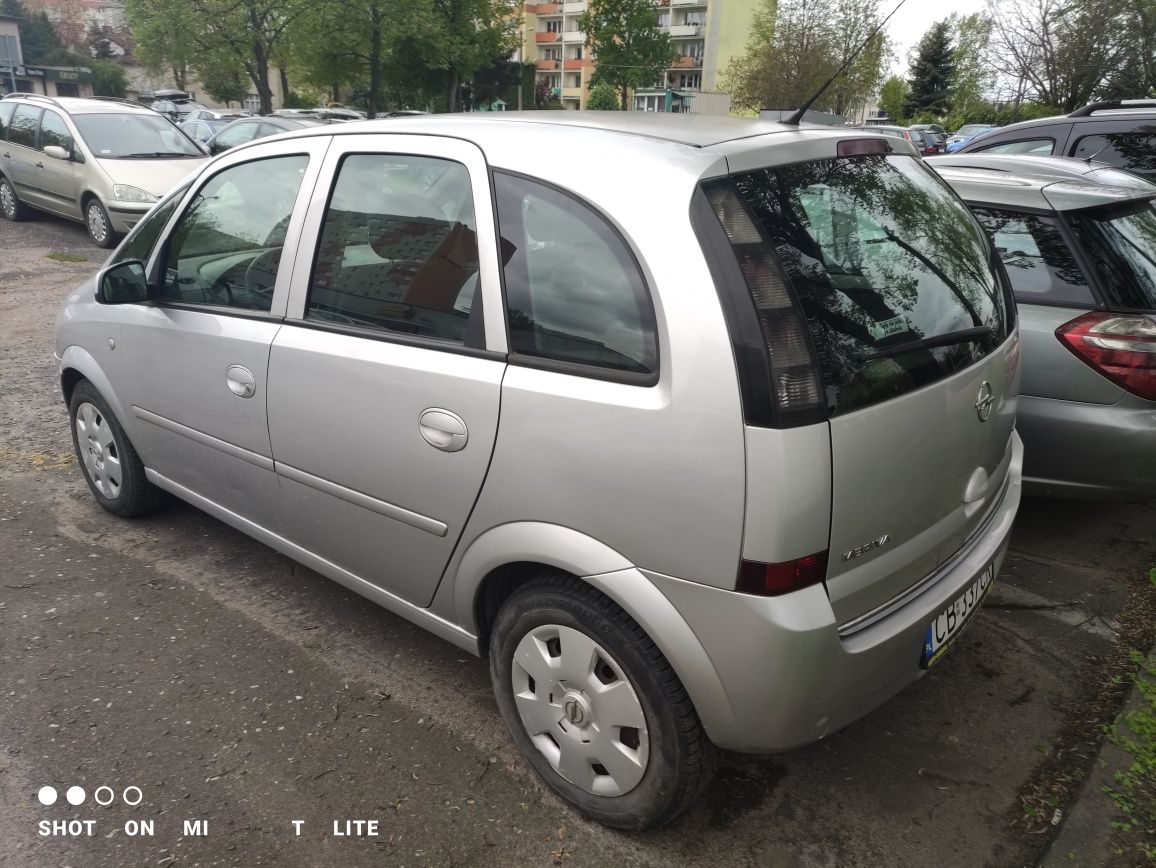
[84,198,118,249]
[0,176,30,221]
[489,574,715,830]
[69,380,166,517]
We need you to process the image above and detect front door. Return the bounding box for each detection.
[267,134,508,606]
[113,137,330,526]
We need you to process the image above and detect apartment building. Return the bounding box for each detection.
[521,0,756,112]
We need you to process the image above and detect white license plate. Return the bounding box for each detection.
[920,563,995,669]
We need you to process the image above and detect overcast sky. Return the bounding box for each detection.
[884,0,987,74]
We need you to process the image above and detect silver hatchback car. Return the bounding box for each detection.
[55,114,1023,829]
[937,165,1156,498]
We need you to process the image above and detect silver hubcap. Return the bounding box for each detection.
[74,402,122,499]
[87,204,107,242]
[0,183,14,217]
[511,624,649,797]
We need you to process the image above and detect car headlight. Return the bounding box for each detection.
[112,185,159,204]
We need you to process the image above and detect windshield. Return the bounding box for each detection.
[728,154,1009,415]
[957,125,990,137]
[1068,199,1156,310]
[72,113,202,158]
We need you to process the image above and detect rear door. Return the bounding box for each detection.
[267,134,507,607]
[717,153,1018,625]
[4,103,42,206]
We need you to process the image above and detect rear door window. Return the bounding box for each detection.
[970,207,1094,305]
[1069,132,1156,178]
[717,155,1009,416]
[306,154,481,345]
[8,104,41,148]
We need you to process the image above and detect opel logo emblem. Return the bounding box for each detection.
[564,699,585,727]
[975,381,995,422]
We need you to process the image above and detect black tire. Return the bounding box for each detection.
[84,198,118,249]
[69,380,167,517]
[490,574,715,830]
[0,176,30,221]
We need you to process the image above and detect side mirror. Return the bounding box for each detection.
[43,144,69,161]
[97,260,150,304]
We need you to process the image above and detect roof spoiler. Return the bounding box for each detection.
[1069,99,1156,117]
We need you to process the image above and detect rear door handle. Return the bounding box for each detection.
[419,408,467,452]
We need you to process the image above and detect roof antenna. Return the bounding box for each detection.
[781,0,911,126]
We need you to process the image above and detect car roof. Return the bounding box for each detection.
[927,153,1156,189]
[2,95,157,115]
[935,165,1155,211]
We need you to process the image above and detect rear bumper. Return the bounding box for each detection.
[647,430,1023,754]
[1018,394,1156,499]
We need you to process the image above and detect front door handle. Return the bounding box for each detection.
[419,408,467,452]
[225,364,256,398]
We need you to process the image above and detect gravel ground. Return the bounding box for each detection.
[1,214,1154,868]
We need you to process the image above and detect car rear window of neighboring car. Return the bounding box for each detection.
[970,207,1094,305]
[1070,133,1156,178]
[714,154,1010,417]
[1067,199,1156,310]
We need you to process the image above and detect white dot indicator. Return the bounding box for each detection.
[66,786,86,806]
[37,786,58,806]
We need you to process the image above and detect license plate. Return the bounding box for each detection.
[920,563,995,669]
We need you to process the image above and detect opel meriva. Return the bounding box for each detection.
[55,113,1023,830]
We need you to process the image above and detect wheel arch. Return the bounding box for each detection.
[59,345,132,429]
[454,522,740,746]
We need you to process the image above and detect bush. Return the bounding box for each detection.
[89,58,126,98]
[586,82,619,111]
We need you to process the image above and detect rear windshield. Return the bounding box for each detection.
[1067,199,1156,310]
[730,154,1010,416]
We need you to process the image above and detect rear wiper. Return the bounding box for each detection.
[864,326,994,361]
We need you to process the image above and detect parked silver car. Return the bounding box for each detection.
[937,165,1156,498]
[0,94,207,247]
[55,114,1023,828]
[927,152,1152,190]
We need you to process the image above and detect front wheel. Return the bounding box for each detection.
[85,198,118,249]
[69,380,167,517]
[489,575,715,830]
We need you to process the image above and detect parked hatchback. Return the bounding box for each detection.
[205,115,326,154]
[0,94,207,247]
[55,114,1022,829]
[953,100,1156,180]
[937,166,1156,498]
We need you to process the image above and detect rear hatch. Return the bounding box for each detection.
[702,145,1019,625]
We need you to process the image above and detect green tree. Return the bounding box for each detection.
[878,74,908,123]
[580,0,676,110]
[905,20,955,117]
[723,0,889,116]
[586,81,619,110]
[89,58,127,97]
[199,62,249,106]
[947,13,994,119]
[122,0,197,91]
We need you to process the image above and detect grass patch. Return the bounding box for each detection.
[46,251,89,263]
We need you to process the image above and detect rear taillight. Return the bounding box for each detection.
[1057,311,1156,400]
[737,552,829,596]
[705,186,825,424]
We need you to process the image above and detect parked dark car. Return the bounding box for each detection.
[954,100,1156,179]
[864,124,927,154]
[179,117,231,145]
[910,123,947,154]
[205,115,325,155]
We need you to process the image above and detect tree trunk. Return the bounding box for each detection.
[172,63,187,94]
[620,82,629,110]
[278,66,290,105]
[447,69,459,113]
[367,17,383,119]
[251,41,273,114]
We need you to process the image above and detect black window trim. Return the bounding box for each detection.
[966,199,1107,310]
[490,167,661,388]
[293,150,491,353]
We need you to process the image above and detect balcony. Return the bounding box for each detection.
[668,23,702,37]
[562,0,587,11]
[536,59,560,70]
[563,58,584,70]
[671,55,702,68]
[672,0,706,5]
[535,31,561,42]
[562,29,585,42]
[562,86,583,98]
[525,3,561,13]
